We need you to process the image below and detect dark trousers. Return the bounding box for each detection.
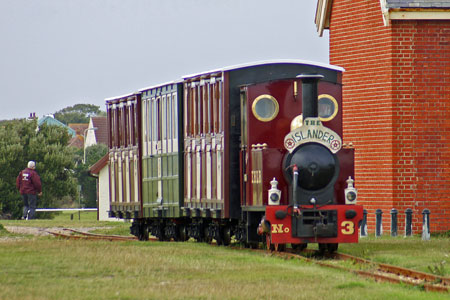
[22,194,37,219]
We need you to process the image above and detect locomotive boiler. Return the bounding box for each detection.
[105,60,363,253]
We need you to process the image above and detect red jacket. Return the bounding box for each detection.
[16,168,42,195]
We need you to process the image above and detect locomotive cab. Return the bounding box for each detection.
[261,74,363,252]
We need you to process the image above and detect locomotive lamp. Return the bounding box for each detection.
[345,176,358,204]
[268,177,281,205]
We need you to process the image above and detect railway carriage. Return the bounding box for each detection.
[106,60,363,251]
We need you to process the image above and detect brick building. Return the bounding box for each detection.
[315,0,450,233]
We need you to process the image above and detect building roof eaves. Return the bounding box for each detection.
[89,153,109,175]
[387,0,450,8]
[315,0,333,37]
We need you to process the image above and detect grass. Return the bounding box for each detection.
[1,211,131,231]
[338,235,450,276]
[0,217,449,299]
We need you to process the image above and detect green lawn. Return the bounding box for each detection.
[0,217,448,299]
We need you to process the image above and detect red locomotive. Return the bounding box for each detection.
[105,60,363,253]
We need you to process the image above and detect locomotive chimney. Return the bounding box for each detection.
[296,74,324,119]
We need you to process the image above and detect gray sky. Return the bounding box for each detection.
[0,0,329,120]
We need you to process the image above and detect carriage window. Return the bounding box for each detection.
[318,94,338,122]
[172,92,178,139]
[167,94,172,140]
[108,106,113,148]
[147,98,151,144]
[117,106,122,147]
[162,95,167,140]
[197,85,202,135]
[252,95,279,122]
[142,99,148,154]
[184,85,189,136]
[212,82,217,133]
[122,104,127,146]
[207,83,212,133]
[218,82,223,132]
[202,84,208,133]
[191,85,197,136]
[152,98,159,141]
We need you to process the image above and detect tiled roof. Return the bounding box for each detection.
[68,123,89,136]
[91,117,108,146]
[68,135,84,149]
[89,153,109,175]
[387,0,450,8]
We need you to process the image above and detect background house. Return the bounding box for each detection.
[68,123,88,149]
[315,0,450,233]
[89,154,121,221]
[38,115,76,138]
[85,116,108,149]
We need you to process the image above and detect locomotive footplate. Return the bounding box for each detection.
[292,209,337,238]
[265,205,363,244]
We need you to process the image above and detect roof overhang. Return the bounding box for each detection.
[316,0,450,35]
[380,0,450,26]
[89,153,109,176]
[315,0,333,37]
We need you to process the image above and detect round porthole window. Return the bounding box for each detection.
[252,95,279,122]
[318,94,338,122]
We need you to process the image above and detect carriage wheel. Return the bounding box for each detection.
[177,225,189,242]
[221,226,231,246]
[138,226,149,241]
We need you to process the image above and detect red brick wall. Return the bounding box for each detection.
[329,0,394,232]
[391,20,450,233]
[328,0,450,233]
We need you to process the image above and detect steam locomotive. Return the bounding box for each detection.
[105,60,363,253]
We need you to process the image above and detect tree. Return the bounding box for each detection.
[74,144,108,208]
[0,119,77,218]
[54,104,106,125]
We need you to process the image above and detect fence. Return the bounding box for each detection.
[35,208,97,220]
[360,208,431,240]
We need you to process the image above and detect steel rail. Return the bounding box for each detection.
[47,230,138,242]
[274,249,449,293]
[333,252,450,287]
[62,228,140,240]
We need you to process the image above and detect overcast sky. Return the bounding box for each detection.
[0,0,329,120]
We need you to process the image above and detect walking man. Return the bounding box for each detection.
[16,161,42,220]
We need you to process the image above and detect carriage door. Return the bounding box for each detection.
[240,87,248,206]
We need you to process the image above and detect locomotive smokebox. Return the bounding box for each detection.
[296,74,324,119]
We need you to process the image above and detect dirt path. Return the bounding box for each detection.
[3,226,106,236]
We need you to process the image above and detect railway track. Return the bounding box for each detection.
[47,229,449,293]
[46,229,140,242]
[275,249,449,293]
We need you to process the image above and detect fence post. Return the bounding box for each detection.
[405,208,413,237]
[360,209,368,237]
[390,208,398,237]
[422,209,430,241]
[375,209,383,237]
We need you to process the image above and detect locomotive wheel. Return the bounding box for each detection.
[291,243,307,251]
[244,242,259,249]
[318,243,327,255]
[265,234,285,252]
[327,243,338,254]
[318,243,339,255]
